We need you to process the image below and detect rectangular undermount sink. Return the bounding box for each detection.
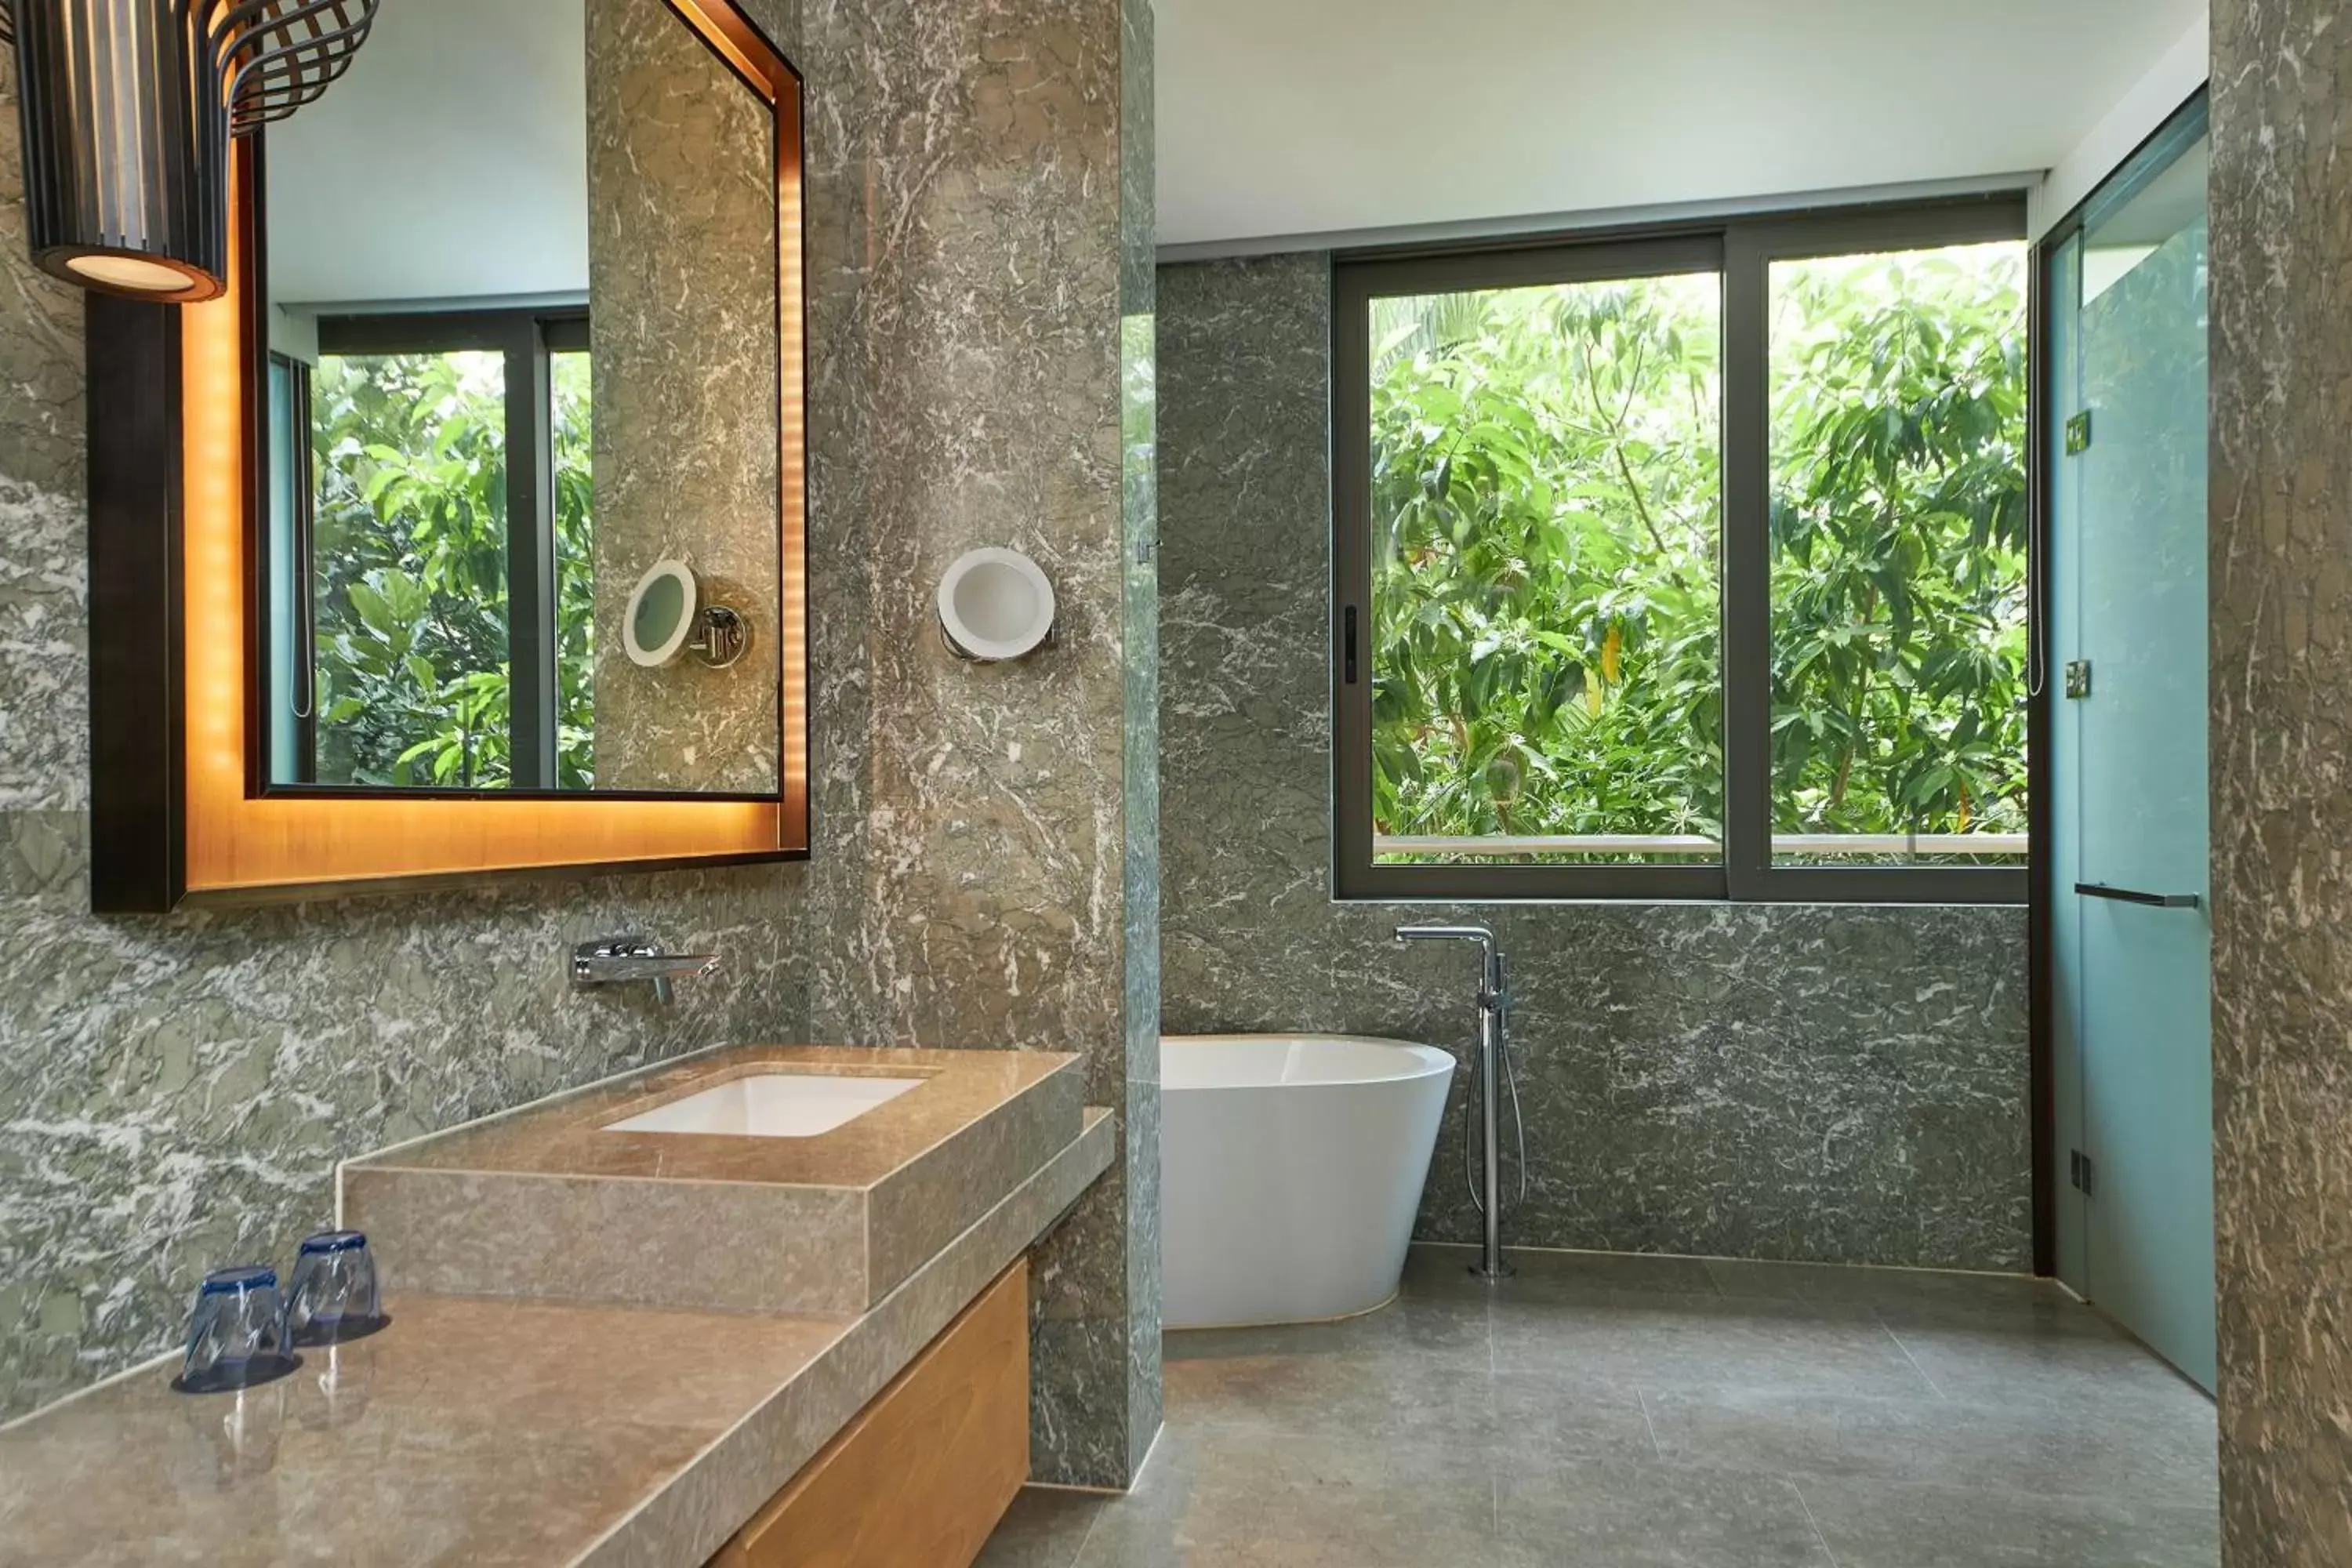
[602,1072,926,1138]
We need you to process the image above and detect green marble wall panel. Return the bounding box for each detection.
[2209,2,2352,1559]
[1116,0,1163,1482]
[793,0,1158,1488]
[1157,253,2032,1272]
[586,0,782,793]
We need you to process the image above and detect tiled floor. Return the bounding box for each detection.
[979,1244,2219,1568]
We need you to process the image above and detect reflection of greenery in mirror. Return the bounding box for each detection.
[552,350,596,788]
[307,350,597,789]
[1367,242,2026,865]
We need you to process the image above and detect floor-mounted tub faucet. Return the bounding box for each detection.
[1394,925,1526,1281]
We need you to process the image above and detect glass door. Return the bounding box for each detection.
[2046,96,2214,1392]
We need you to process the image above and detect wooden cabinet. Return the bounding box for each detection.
[716,1261,1029,1568]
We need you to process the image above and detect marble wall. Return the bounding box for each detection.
[586,0,782,793]
[2209,2,2352,1560]
[1158,254,2033,1271]
[0,0,1160,1486]
[793,0,1159,1486]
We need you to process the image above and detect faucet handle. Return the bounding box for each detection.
[575,935,658,963]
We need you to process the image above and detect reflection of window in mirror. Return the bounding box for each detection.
[263,317,597,791]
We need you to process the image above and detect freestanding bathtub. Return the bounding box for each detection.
[1161,1034,1454,1329]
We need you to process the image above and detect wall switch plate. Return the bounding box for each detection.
[2064,659,2092,699]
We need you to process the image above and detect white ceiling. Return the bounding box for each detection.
[1155,0,2208,249]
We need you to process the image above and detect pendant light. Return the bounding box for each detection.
[0,1,378,302]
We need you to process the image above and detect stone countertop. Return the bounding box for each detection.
[0,1108,1115,1568]
[344,1044,1080,1189]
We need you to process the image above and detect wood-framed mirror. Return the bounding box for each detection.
[85,0,807,913]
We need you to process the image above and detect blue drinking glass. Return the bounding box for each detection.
[178,1265,293,1393]
[286,1230,383,1346]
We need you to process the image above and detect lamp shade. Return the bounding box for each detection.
[8,1,227,299]
[0,0,379,301]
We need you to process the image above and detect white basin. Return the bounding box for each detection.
[601,1072,925,1138]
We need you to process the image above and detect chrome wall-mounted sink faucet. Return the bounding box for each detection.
[1394,924,1525,1282]
[570,936,719,1006]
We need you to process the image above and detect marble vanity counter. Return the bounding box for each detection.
[344,1044,1076,1188]
[343,1045,1085,1316]
[0,1108,1115,1568]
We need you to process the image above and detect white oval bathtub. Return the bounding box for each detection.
[1161,1034,1454,1329]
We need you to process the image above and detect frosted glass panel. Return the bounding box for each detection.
[2051,100,2214,1394]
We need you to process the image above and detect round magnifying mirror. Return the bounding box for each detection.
[624,560,700,668]
[938,547,1055,662]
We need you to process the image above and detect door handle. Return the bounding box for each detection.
[2074,882,2201,910]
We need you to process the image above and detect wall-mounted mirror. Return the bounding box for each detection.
[260,0,786,797]
[82,0,805,910]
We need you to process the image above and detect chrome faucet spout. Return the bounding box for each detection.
[1394,923,1496,949]
[1393,925,1507,1011]
[570,937,720,1007]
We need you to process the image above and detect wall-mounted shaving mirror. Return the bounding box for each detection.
[258,0,785,797]
[82,0,805,910]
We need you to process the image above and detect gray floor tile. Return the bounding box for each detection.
[1166,1287,1489,1367]
[976,1487,1109,1568]
[1882,1307,2214,1414]
[1490,1290,1936,1399]
[1072,1425,1498,1568]
[1400,1241,1537,1303]
[1705,1258,2054,1312]
[1494,1457,1834,1567]
[1162,1339,1501,1447]
[1416,1242,1721,1299]
[1493,1372,1661,1464]
[1644,1386,2216,1508]
[982,1252,2220,1568]
[1797,1475,2220,1567]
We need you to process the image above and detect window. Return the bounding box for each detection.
[267,310,596,792]
[1334,201,2030,902]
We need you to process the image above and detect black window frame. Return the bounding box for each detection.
[1334,194,2033,905]
[270,306,591,795]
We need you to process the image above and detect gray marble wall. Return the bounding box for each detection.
[587,0,782,793]
[2209,3,2352,1560]
[1116,0,1165,1485]
[1158,254,2032,1271]
[0,0,1160,1485]
[786,0,1163,1488]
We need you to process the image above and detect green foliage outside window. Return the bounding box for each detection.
[308,349,597,789]
[1368,245,2027,858]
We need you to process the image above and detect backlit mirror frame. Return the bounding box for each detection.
[85,0,808,913]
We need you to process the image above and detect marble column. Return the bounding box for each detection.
[796,0,1160,1488]
[2209,3,2352,1562]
